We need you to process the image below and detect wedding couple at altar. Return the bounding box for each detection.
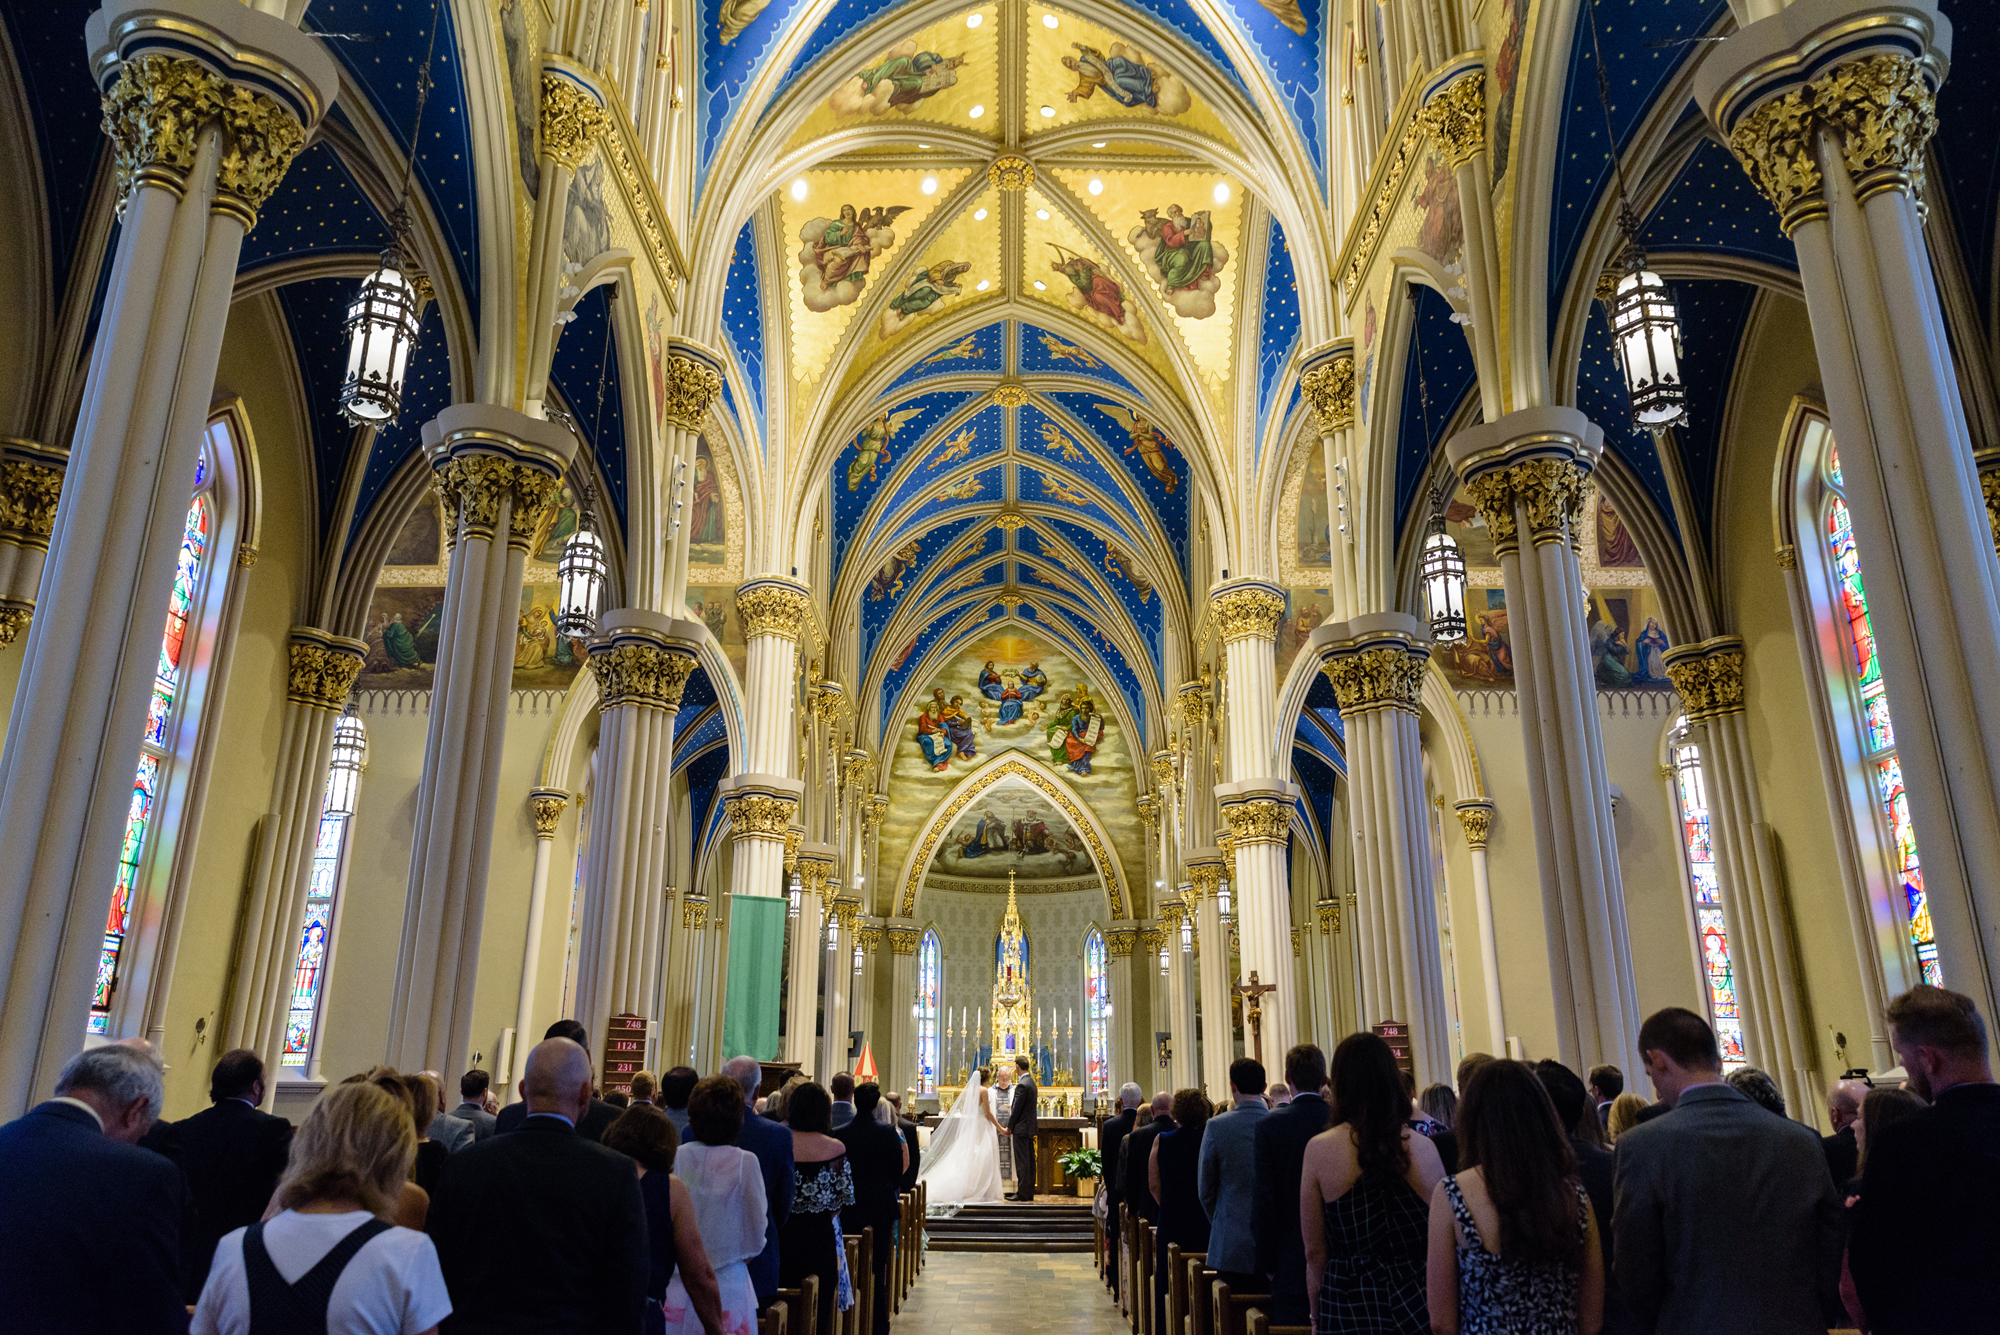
[917,1057,1040,1208]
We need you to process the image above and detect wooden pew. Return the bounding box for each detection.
[774,1276,820,1335]
[1210,1281,1278,1335]
[758,1301,787,1335]
[1244,1307,1308,1335]
[842,1236,863,1335]
[1136,1220,1155,1335]
[1166,1245,1206,1335]
[1184,1258,1218,1335]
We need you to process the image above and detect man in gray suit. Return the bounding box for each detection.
[422,1069,476,1152]
[829,1072,856,1129]
[453,1069,499,1142]
[1613,1007,1841,1335]
[1198,1057,1270,1289]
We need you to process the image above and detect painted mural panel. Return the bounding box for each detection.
[931,781,1090,878]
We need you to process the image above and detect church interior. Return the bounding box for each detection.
[0,0,1994,1164]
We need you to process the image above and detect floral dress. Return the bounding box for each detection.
[780,1156,855,1335]
[1443,1175,1590,1335]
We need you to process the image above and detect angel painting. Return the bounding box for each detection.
[1061,41,1191,116]
[1130,206,1230,319]
[1103,547,1154,601]
[1096,402,1179,492]
[1049,244,1145,343]
[1413,151,1464,268]
[880,259,972,337]
[869,539,924,601]
[799,204,910,312]
[830,42,967,115]
[846,407,923,491]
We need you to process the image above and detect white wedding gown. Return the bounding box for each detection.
[916,1072,1005,1211]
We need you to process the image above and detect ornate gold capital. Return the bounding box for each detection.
[1222,797,1291,846]
[795,856,833,897]
[529,790,569,836]
[1291,927,1302,958]
[0,603,33,647]
[1454,802,1493,850]
[101,54,307,227]
[1418,71,1486,167]
[1105,928,1139,958]
[1216,829,1237,878]
[989,154,1034,190]
[1210,584,1286,643]
[287,639,364,711]
[1141,926,1166,955]
[856,925,883,953]
[589,642,698,708]
[1185,860,1223,902]
[1315,896,1342,935]
[1979,462,2000,563]
[864,794,890,834]
[1509,458,1589,547]
[1300,355,1356,433]
[0,457,65,550]
[662,353,723,430]
[540,73,611,172]
[888,927,922,955]
[735,582,811,639]
[1462,471,1519,555]
[435,456,564,550]
[1663,640,1746,721]
[1149,749,1176,789]
[681,892,709,930]
[1321,646,1428,716]
[1136,794,1158,830]
[782,826,804,868]
[727,792,798,841]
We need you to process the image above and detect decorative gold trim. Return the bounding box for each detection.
[888,927,922,955]
[434,456,564,551]
[988,154,1034,190]
[589,642,698,707]
[0,603,33,647]
[991,383,1029,407]
[286,636,365,710]
[727,792,797,840]
[735,581,811,638]
[0,458,65,550]
[681,892,709,930]
[540,73,611,172]
[783,826,804,868]
[1340,99,1423,297]
[1105,927,1139,958]
[1315,896,1341,935]
[1453,802,1493,851]
[1662,638,1747,721]
[1300,354,1356,432]
[530,791,570,836]
[1210,584,1286,643]
[662,352,722,430]
[1417,70,1485,168]
[101,54,307,227]
[856,925,883,953]
[1221,796,1290,846]
[1321,646,1428,716]
[1980,465,2000,562]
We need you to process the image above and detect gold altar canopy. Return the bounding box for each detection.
[991,872,1032,1057]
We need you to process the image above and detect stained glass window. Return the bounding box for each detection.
[91,449,214,1036]
[1822,444,1939,984]
[1668,720,1747,1071]
[1084,928,1109,1095]
[915,928,941,1095]
[283,714,366,1068]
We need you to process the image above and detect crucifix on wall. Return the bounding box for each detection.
[1233,971,1278,1064]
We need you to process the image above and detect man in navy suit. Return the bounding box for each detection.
[725,1054,797,1307]
[151,1048,292,1297]
[1253,1044,1330,1326]
[495,1019,621,1140]
[0,1041,189,1333]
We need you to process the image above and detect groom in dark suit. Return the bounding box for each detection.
[1004,1056,1038,1201]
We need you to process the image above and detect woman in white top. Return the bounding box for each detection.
[195,1081,451,1335]
[660,1076,770,1335]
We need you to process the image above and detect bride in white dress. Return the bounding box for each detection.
[916,1068,1004,1211]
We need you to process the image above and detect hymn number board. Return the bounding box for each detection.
[602,1013,649,1095]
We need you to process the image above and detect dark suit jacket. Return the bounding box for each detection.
[0,1101,190,1334]
[453,1100,499,1141]
[1849,1081,2000,1334]
[1008,1076,1038,1136]
[897,1116,922,1193]
[427,1114,648,1334]
[496,1094,621,1141]
[161,1098,293,1295]
[830,1101,855,1130]
[1572,1134,1636,1335]
[736,1105,797,1304]
[1099,1108,1137,1216]
[1820,1124,1857,1188]
[1613,1083,1840,1335]
[1252,1092,1327,1311]
[835,1117,905,1233]
[1120,1117,1170,1223]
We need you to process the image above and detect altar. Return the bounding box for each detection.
[920,1101,1097,1194]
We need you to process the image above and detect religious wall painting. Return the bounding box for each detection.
[1102,545,1153,603]
[1094,402,1178,492]
[1489,0,1526,186]
[1587,587,1672,689]
[881,259,973,337]
[358,586,446,691]
[922,333,982,367]
[927,428,977,470]
[385,495,444,567]
[1297,450,1330,566]
[1359,292,1378,426]
[1597,494,1643,567]
[1412,150,1464,269]
[1037,331,1102,369]
[688,437,727,563]
[513,582,586,688]
[830,41,969,116]
[932,783,1091,878]
[1059,40,1192,116]
[845,407,924,490]
[1279,587,1334,679]
[716,0,771,43]
[869,540,925,602]
[646,294,668,431]
[562,158,612,269]
[1255,0,1310,35]
[798,204,911,312]
[1047,244,1146,343]
[529,483,581,564]
[1129,205,1231,319]
[688,583,749,681]
[497,0,541,198]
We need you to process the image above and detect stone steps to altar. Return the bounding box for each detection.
[924,1201,1096,1252]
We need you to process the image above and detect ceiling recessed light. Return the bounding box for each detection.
[966,11,982,26]
[1213,181,1231,203]
[1036,208,1049,219]
[918,142,931,149]
[1043,13,1058,27]
[974,207,988,220]
[1092,141,1106,148]
[1040,105,1055,118]
[1088,178,1103,194]
[790,178,808,200]
[922,176,937,194]
[1033,280,1047,290]
[969,104,985,118]
[976,279,990,291]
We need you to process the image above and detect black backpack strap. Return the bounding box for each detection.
[244,1216,396,1335]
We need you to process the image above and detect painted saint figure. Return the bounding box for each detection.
[1063,42,1157,108]
[1062,705,1104,776]
[1051,249,1127,323]
[848,408,922,491]
[916,704,953,771]
[855,48,964,107]
[979,661,1004,699]
[941,694,978,759]
[961,812,1003,858]
[881,260,972,336]
[1634,617,1670,684]
[1097,403,1179,492]
[997,674,1025,726]
[1018,664,1048,701]
[1139,205,1218,292]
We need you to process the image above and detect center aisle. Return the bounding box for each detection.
[897,1253,1129,1335]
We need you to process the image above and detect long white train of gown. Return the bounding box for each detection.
[917,1075,1004,1211]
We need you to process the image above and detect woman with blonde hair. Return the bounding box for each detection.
[340,1066,433,1228]
[193,1081,451,1334]
[1605,1093,1648,1142]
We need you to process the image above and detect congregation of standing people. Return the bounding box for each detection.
[0,1016,925,1335]
[1110,983,2000,1335]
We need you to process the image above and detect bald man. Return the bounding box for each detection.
[1823,1075,1869,1186]
[428,1039,648,1333]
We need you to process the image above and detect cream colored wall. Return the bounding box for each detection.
[1712,293,1868,1083]
[155,294,313,1117]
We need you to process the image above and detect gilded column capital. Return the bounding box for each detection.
[1175,680,1208,735]
[540,70,611,172]
[1136,794,1158,830]
[588,640,698,708]
[782,825,804,868]
[529,788,570,837]
[434,456,565,550]
[1149,749,1177,789]
[1977,452,2000,562]
[1105,927,1140,958]
[795,854,834,897]
[1319,626,1430,717]
[100,54,309,228]
[1184,855,1224,901]
[864,794,890,834]
[888,927,922,955]
[726,792,798,841]
[1215,829,1237,879]
[1453,799,1494,850]
[1462,472,1520,555]
[0,606,32,648]
[856,925,884,953]
[1221,796,1291,846]
[840,749,871,795]
[681,891,710,930]
[1662,636,1747,721]
[662,345,725,430]
[735,578,812,639]
[812,680,846,726]
[0,440,68,552]
[1209,580,1286,644]
[1315,896,1342,935]
[1509,458,1590,547]
[1417,67,1486,168]
[286,628,368,711]
[1299,347,1356,433]
[1142,926,1167,955]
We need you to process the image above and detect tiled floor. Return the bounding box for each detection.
[899,1251,1125,1335]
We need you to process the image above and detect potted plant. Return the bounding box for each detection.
[1058,1146,1102,1196]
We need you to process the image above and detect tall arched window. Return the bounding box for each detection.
[1803,426,1938,986]
[1666,715,1747,1070]
[282,713,366,1073]
[92,425,233,1035]
[915,928,942,1095]
[1083,927,1109,1095]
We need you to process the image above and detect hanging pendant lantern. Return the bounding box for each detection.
[1420,517,1468,643]
[338,250,424,425]
[556,527,607,640]
[1608,250,1686,431]
[324,711,368,817]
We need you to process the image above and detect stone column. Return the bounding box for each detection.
[1313,894,1346,1044]
[0,1,335,1109]
[1415,60,1506,416]
[821,889,860,1080]
[1698,0,2000,1019]
[572,612,700,1049]
[852,918,882,1073]
[0,440,67,646]
[656,340,723,612]
[509,788,570,1090]
[1664,637,1819,1114]
[1160,892,1197,1090]
[1185,852,1233,1097]
[783,847,831,1068]
[1314,615,1453,1084]
[1446,408,1643,1080]
[1299,343,1356,612]
[1209,580,1298,1066]
[886,922,920,1098]
[387,406,576,1073]
[1453,800,1506,1056]
[223,629,366,1088]
[1104,923,1140,1094]
[523,60,610,409]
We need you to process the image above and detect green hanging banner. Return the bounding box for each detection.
[722,894,786,1061]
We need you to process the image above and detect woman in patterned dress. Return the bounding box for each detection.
[1302,1034,1447,1334]
[781,1083,855,1335]
[1424,1060,1604,1335]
